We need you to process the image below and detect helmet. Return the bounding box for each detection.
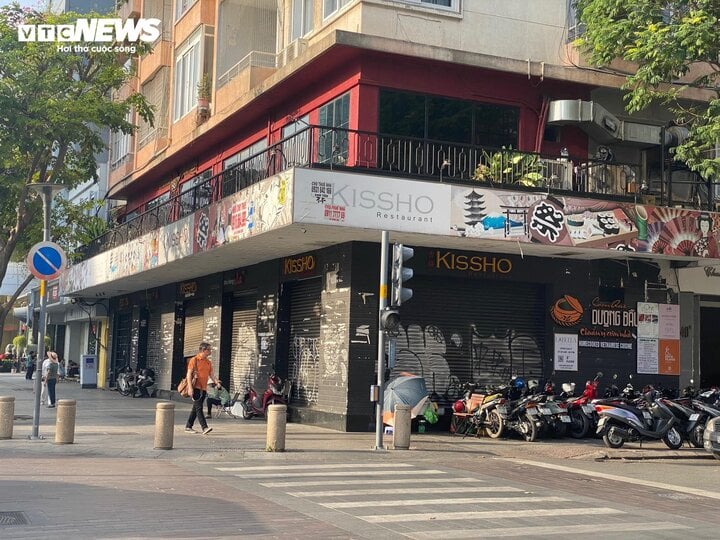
[512,377,526,389]
[452,400,465,413]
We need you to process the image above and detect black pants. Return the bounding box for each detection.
[206,397,222,417]
[186,389,208,430]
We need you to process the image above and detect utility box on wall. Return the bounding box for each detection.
[80,354,98,388]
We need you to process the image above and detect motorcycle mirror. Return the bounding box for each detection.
[628,374,633,379]
[612,373,618,380]
[596,371,603,378]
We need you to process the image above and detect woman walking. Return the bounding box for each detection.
[185,343,220,435]
[41,351,60,408]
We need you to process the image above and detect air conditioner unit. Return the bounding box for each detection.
[279,39,307,67]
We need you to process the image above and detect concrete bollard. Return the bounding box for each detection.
[154,402,175,450]
[55,399,76,445]
[0,396,15,440]
[393,404,412,450]
[266,404,287,452]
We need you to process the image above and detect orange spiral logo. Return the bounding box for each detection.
[551,295,584,326]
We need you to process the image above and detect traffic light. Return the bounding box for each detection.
[391,243,414,307]
[380,307,401,332]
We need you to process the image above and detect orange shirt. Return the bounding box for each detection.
[188,355,212,391]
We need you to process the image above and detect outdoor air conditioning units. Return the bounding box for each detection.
[278,39,308,68]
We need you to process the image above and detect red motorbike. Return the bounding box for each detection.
[562,372,602,439]
[238,374,288,419]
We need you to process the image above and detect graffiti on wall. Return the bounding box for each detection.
[231,324,258,395]
[389,323,543,403]
[320,289,350,385]
[289,336,319,404]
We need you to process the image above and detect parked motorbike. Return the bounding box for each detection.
[595,386,683,449]
[562,372,602,439]
[116,365,137,397]
[494,378,544,442]
[461,384,507,439]
[236,373,288,419]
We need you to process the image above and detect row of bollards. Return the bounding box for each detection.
[152,402,288,451]
[0,396,76,444]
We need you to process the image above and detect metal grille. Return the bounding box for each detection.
[183,300,205,358]
[393,277,546,404]
[287,278,321,405]
[0,512,29,526]
[229,295,258,395]
[138,67,170,149]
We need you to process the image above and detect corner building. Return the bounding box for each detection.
[62,0,720,430]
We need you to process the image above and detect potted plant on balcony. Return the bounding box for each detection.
[196,73,212,120]
[473,148,544,187]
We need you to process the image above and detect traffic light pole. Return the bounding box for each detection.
[374,230,389,450]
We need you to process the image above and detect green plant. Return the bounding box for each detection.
[197,73,212,101]
[12,334,26,352]
[472,148,545,187]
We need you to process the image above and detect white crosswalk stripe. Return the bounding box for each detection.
[216,462,691,538]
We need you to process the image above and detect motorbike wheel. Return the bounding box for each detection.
[662,427,683,450]
[485,409,505,439]
[689,423,705,449]
[118,387,131,397]
[551,420,567,438]
[568,408,590,439]
[603,424,625,449]
[519,414,538,442]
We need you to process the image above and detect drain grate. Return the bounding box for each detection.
[13,415,32,421]
[0,512,29,526]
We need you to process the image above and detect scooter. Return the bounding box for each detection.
[134,368,157,398]
[237,373,288,419]
[562,372,602,439]
[595,386,683,449]
[116,365,137,397]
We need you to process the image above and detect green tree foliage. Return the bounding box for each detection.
[575,0,720,179]
[0,4,152,342]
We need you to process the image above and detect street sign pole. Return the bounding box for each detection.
[374,230,389,451]
[28,183,66,440]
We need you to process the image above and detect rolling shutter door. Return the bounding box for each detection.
[146,306,165,375]
[183,300,204,357]
[114,312,133,370]
[394,277,546,402]
[287,278,322,405]
[229,295,257,395]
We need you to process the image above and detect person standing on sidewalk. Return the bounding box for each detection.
[185,343,220,435]
[41,351,60,408]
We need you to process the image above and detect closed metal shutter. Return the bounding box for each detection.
[287,278,322,405]
[183,300,204,357]
[392,277,546,403]
[146,306,165,375]
[229,295,258,395]
[114,312,133,371]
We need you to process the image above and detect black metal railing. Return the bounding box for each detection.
[79,125,714,261]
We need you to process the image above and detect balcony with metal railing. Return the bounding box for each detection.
[78,125,718,262]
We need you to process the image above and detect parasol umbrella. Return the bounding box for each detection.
[382,374,430,426]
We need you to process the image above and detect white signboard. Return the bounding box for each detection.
[554,333,578,371]
[636,302,659,338]
[637,337,659,374]
[293,169,451,234]
[658,303,680,340]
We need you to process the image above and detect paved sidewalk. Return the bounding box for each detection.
[0,373,709,462]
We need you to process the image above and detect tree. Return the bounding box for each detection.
[0,4,152,344]
[575,0,720,180]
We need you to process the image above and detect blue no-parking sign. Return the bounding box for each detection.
[27,241,67,281]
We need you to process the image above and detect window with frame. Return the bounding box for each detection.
[179,169,213,218]
[173,30,202,121]
[396,0,457,11]
[291,0,314,40]
[110,110,133,168]
[175,0,197,21]
[222,139,268,197]
[323,0,351,19]
[318,93,349,164]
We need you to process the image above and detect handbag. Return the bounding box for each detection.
[178,361,198,398]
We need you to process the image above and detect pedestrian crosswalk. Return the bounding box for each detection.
[212,462,692,538]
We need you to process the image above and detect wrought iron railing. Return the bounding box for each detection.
[80,125,703,261]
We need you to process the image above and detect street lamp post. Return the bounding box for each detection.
[28,183,65,440]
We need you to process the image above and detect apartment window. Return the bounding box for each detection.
[110,111,133,167]
[175,0,197,20]
[567,0,585,41]
[291,0,314,40]
[396,0,457,10]
[173,30,202,121]
[145,192,170,211]
[323,0,351,19]
[179,170,213,218]
[379,89,519,149]
[224,139,268,169]
[318,93,349,164]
